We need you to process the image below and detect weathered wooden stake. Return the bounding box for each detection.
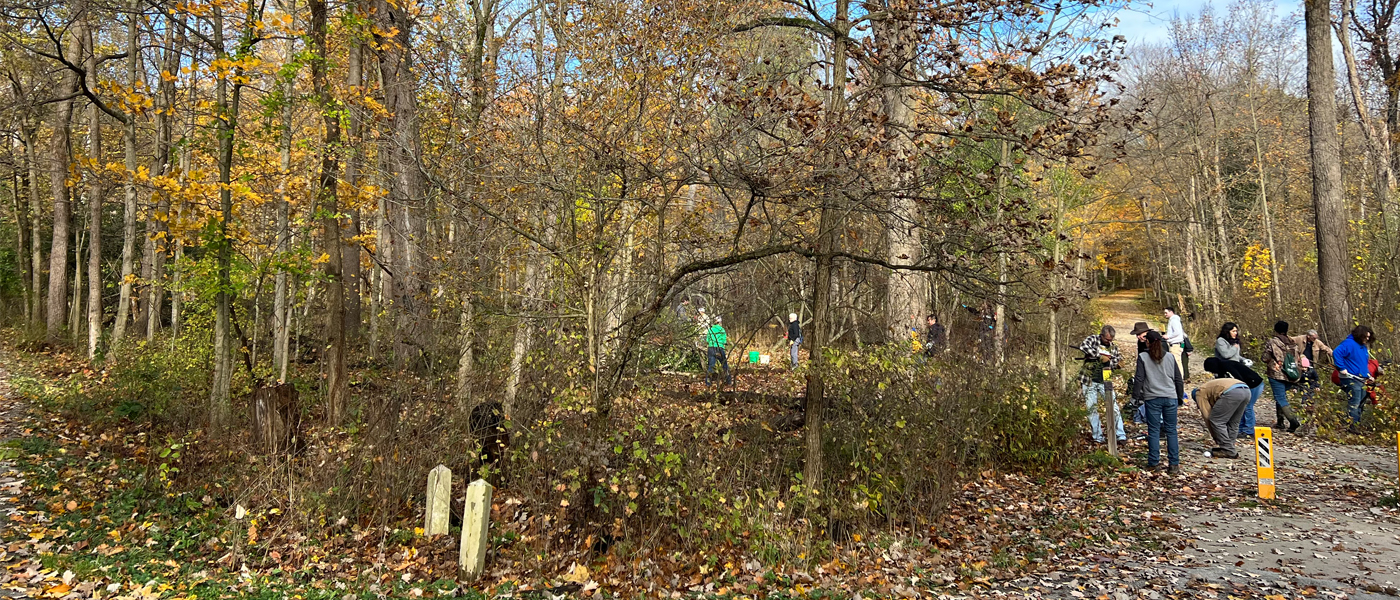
[460,478,493,580]
[425,464,451,536]
[1104,366,1118,457]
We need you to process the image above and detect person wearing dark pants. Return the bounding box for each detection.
[1193,377,1250,458]
[1134,331,1184,475]
[705,317,732,387]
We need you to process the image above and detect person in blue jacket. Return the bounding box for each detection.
[1333,325,1376,433]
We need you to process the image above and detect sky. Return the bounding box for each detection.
[1110,0,1302,46]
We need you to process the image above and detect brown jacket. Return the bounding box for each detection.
[1262,333,1299,381]
[1291,335,1333,366]
[1194,378,1247,420]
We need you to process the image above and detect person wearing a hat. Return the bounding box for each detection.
[705,316,732,387]
[785,313,803,369]
[1129,322,1154,355]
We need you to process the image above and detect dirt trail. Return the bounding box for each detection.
[1069,289,1400,598]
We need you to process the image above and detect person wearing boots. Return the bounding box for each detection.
[1262,320,1302,433]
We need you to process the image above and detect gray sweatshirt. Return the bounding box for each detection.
[1133,351,1184,401]
[1214,338,1242,362]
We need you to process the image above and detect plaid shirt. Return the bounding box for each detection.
[1078,334,1123,385]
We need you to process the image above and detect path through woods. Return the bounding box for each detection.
[985,289,1400,599]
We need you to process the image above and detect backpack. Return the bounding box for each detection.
[1282,350,1301,381]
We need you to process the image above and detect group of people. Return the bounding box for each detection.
[1080,308,1381,474]
[676,300,811,387]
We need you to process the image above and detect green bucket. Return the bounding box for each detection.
[748,351,760,363]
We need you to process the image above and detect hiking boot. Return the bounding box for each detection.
[1167,465,1182,476]
[1212,449,1239,459]
[1347,424,1362,435]
[1278,405,1302,433]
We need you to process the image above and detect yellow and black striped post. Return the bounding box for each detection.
[1255,427,1275,499]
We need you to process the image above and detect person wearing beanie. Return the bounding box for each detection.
[1262,320,1302,433]
[785,313,803,369]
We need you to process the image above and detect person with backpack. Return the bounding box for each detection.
[1133,331,1184,474]
[1334,325,1376,433]
[1262,320,1302,433]
[705,316,733,387]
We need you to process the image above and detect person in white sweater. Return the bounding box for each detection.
[1163,307,1186,383]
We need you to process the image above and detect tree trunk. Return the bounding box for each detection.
[273,58,294,382]
[210,6,237,428]
[46,13,82,341]
[374,0,430,370]
[112,1,141,351]
[878,1,925,342]
[24,129,43,328]
[803,0,848,500]
[455,293,474,407]
[311,0,347,423]
[1338,0,1397,245]
[1305,0,1354,341]
[85,30,103,361]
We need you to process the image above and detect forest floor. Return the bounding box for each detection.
[0,291,1398,599]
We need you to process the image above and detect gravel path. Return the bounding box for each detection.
[1062,289,1400,598]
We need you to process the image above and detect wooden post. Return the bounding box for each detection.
[1104,366,1118,457]
[1255,427,1275,499]
[425,465,451,536]
[460,479,493,580]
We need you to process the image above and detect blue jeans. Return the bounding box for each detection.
[1343,379,1367,424]
[1268,378,1292,409]
[706,347,731,386]
[790,339,801,368]
[1144,397,1180,467]
[1083,382,1125,443]
[1238,383,1263,435]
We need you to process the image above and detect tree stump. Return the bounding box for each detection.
[250,383,300,454]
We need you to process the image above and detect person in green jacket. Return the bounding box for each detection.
[705,317,732,387]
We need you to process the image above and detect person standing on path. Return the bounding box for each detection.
[1192,377,1250,458]
[1133,331,1184,474]
[1334,325,1376,433]
[1262,321,1303,433]
[705,316,732,387]
[1163,308,1186,387]
[1079,325,1125,445]
[785,313,802,369]
[1131,321,1154,355]
[1213,323,1264,433]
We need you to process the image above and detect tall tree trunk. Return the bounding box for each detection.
[145,21,182,340]
[878,0,925,342]
[804,0,849,499]
[455,293,474,407]
[112,2,141,351]
[9,152,30,325]
[1305,0,1354,341]
[311,0,347,423]
[24,129,43,328]
[1247,87,1285,312]
[46,13,82,341]
[374,0,430,370]
[210,5,237,428]
[1338,0,1397,245]
[343,10,365,342]
[85,30,104,361]
[273,60,294,382]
